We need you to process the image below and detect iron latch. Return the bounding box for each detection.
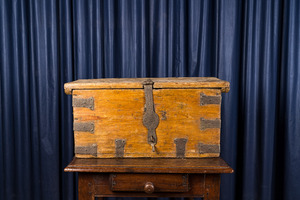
[142,79,159,152]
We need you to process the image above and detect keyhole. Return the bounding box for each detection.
[150,136,155,142]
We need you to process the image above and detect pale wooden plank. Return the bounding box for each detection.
[64,77,230,95]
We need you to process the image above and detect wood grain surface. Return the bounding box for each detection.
[64,157,234,174]
[73,88,221,158]
[110,173,189,192]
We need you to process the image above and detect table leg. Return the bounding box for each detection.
[78,173,95,200]
[203,174,220,200]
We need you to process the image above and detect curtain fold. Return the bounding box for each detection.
[0,0,299,200]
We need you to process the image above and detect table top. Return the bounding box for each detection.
[64,157,233,174]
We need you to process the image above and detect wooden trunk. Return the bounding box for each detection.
[64,77,229,158]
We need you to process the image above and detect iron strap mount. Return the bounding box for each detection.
[142,79,159,152]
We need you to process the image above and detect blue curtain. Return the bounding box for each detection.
[0,0,299,200]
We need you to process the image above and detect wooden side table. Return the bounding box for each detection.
[65,157,233,200]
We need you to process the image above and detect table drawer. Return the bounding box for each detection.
[110,174,189,193]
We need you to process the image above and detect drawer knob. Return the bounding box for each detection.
[144,182,155,194]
